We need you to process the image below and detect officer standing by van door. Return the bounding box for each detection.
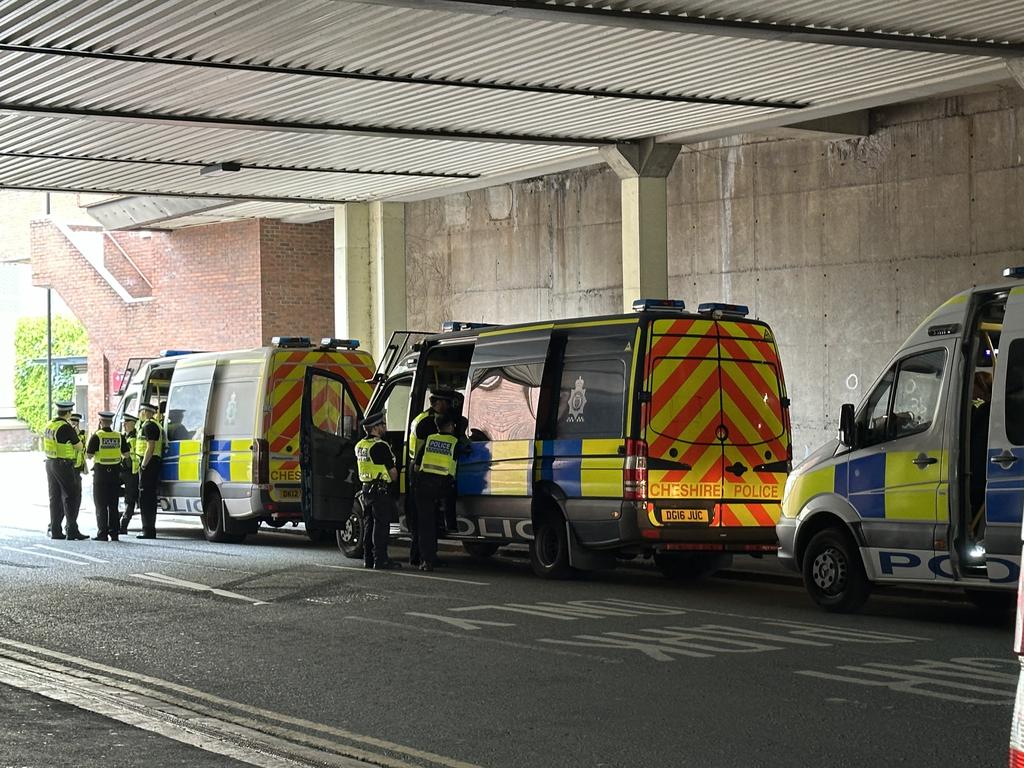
[68,412,90,539]
[355,412,401,570]
[414,413,459,571]
[43,401,86,540]
[87,411,130,541]
[136,401,164,539]
[119,414,140,534]
[406,388,456,565]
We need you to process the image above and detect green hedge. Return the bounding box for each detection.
[14,316,88,435]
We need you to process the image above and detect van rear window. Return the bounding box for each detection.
[719,360,786,446]
[554,359,625,439]
[1005,339,1024,446]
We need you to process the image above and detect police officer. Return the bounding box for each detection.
[136,401,164,539]
[43,401,87,540]
[414,413,459,571]
[68,412,90,538]
[119,414,140,534]
[355,412,401,570]
[87,411,130,541]
[407,388,457,565]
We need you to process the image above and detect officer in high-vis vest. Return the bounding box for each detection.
[119,413,140,534]
[414,413,459,571]
[355,411,401,570]
[87,411,130,541]
[406,387,456,566]
[68,412,89,535]
[136,401,164,539]
[43,401,86,540]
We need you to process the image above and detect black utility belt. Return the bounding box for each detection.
[47,457,73,463]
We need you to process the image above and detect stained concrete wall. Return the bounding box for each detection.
[405,84,1024,461]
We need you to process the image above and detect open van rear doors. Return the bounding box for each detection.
[300,368,364,531]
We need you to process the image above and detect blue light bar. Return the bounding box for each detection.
[697,302,749,318]
[441,321,494,332]
[631,298,686,313]
[1003,266,1024,279]
[319,337,360,349]
[271,336,312,348]
[159,349,202,357]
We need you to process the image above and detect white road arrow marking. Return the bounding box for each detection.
[405,612,515,631]
[33,544,109,563]
[131,572,269,605]
[1,546,88,565]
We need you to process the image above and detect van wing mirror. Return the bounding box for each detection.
[839,403,856,448]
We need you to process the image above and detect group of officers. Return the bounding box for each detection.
[43,399,164,541]
[356,387,465,571]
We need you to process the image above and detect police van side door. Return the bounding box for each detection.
[300,367,363,530]
[985,287,1024,584]
[162,361,218,513]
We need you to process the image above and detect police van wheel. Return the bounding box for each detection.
[202,488,245,544]
[336,502,364,559]
[530,514,573,579]
[463,542,500,559]
[802,528,870,613]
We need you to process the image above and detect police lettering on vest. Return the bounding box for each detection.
[43,419,76,460]
[419,434,458,477]
[356,437,393,483]
[94,430,124,465]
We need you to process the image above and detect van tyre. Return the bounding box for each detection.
[202,488,245,544]
[336,501,364,559]
[802,528,870,613]
[530,513,574,579]
[463,542,500,559]
[655,552,732,580]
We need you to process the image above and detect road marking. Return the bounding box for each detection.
[316,563,489,586]
[451,598,689,621]
[33,544,109,563]
[143,557,256,574]
[0,637,485,768]
[797,657,1018,705]
[0,546,89,565]
[130,572,269,605]
[405,612,516,631]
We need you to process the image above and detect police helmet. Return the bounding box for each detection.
[429,386,457,403]
[139,402,157,413]
[123,414,139,423]
[362,412,386,432]
[98,410,115,421]
[69,413,82,422]
[55,400,74,414]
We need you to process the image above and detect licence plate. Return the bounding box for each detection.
[661,508,710,524]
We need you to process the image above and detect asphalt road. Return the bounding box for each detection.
[0,452,1017,768]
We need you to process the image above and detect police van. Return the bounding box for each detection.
[310,300,792,578]
[114,337,374,542]
[779,268,1024,612]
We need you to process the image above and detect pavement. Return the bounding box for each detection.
[0,450,1017,768]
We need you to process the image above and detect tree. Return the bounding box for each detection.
[13,316,88,434]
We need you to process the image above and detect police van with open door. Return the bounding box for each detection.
[336,299,793,579]
[114,337,374,543]
[779,268,1024,612]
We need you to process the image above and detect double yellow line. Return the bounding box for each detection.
[0,637,482,768]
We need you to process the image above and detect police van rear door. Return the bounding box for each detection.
[300,367,364,530]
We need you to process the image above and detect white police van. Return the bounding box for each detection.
[778,268,1024,612]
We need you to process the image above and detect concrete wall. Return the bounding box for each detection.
[405,84,1024,461]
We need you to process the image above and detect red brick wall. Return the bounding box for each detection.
[258,219,335,343]
[31,217,336,423]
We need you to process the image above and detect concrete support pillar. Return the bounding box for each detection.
[334,202,407,362]
[601,139,682,312]
[1009,59,1024,90]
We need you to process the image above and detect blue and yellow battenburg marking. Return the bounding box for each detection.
[457,439,625,498]
[160,439,252,483]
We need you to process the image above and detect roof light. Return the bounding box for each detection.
[159,349,203,357]
[441,321,494,332]
[200,161,242,176]
[631,298,686,313]
[697,302,749,318]
[272,336,312,348]
[319,337,360,349]
[1003,266,1024,280]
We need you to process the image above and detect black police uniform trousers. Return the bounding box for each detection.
[121,464,138,530]
[138,458,162,536]
[45,457,78,537]
[361,486,396,567]
[414,472,453,566]
[92,464,121,539]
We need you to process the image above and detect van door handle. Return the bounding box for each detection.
[990,451,1019,469]
[912,453,938,468]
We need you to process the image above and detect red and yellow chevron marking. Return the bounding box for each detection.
[717,503,780,528]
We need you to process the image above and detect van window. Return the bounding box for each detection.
[165,382,212,441]
[381,379,412,433]
[554,359,625,439]
[858,367,895,448]
[891,349,946,439]
[115,392,137,431]
[1004,339,1024,446]
[309,375,359,441]
[209,379,257,438]
[466,363,542,441]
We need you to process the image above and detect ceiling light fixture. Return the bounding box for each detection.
[200,161,242,176]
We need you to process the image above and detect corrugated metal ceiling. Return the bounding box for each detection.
[0,0,1019,227]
